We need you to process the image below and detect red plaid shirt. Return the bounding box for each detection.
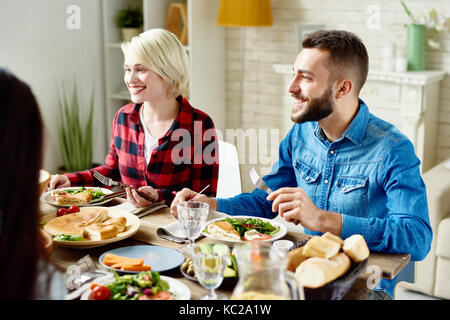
[65,96,219,205]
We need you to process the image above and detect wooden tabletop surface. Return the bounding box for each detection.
[40,200,410,300]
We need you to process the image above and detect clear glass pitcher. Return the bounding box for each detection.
[231,241,305,300]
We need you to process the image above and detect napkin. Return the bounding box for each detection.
[112,201,168,218]
[156,210,227,241]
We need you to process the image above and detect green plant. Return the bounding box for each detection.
[57,81,94,172]
[115,6,143,28]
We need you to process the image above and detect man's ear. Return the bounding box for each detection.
[335,79,353,99]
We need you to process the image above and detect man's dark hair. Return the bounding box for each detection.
[302,30,369,94]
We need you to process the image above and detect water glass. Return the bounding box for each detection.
[177,201,209,255]
[192,244,229,300]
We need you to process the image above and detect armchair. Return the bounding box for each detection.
[399,159,450,299]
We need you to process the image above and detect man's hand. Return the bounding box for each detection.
[266,187,342,236]
[171,188,217,218]
[48,174,71,190]
[126,186,158,208]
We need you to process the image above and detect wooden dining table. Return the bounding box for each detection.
[40,199,410,300]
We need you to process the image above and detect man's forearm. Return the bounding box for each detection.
[317,210,342,236]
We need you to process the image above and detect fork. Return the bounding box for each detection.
[89,189,127,204]
[249,167,273,194]
[250,167,301,225]
[93,171,154,202]
[190,184,210,201]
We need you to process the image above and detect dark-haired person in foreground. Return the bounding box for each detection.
[0,68,66,299]
[171,30,432,299]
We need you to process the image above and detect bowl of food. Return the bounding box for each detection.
[39,169,51,196]
[39,228,53,258]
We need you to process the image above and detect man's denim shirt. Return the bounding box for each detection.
[217,99,433,294]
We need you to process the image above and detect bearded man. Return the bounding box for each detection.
[171,30,432,299]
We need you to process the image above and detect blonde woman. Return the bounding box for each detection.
[50,29,219,207]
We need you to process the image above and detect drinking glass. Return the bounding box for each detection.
[192,244,229,300]
[177,201,209,255]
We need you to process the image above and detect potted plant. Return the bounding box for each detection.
[57,81,95,172]
[400,1,450,70]
[115,6,144,41]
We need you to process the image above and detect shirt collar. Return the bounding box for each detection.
[125,95,193,139]
[313,98,368,145]
[342,98,369,145]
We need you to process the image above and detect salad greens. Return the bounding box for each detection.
[66,187,105,201]
[106,271,170,300]
[224,217,280,237]
[52,234,85,241]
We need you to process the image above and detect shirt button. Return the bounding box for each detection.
[330,150,335,155]
[305,177,310,181]
[342,187,347,191]
[324,179,329,184]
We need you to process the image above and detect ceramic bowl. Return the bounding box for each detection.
[39,169,51,196]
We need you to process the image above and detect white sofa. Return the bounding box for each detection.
[400,160,450,299]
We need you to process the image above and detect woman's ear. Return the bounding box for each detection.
[335,79,353,99]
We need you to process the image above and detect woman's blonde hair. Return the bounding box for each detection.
[121,28,190,98]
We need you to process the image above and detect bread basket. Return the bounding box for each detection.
[291,240,368,300]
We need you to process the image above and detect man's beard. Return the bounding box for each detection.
[290,86,334,124]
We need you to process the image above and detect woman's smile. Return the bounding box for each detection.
[128,85,147,95]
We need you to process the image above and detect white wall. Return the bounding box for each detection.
[224,0,450,192]
[0,0,107,173]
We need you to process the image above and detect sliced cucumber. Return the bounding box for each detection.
[212,243,229,256]
[197,243,213,254]
[224,267,237,278]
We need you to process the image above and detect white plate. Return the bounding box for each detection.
[41,207,140,249]
[202,215,287,244]
[40,187,114,207]
[80,275,191,300]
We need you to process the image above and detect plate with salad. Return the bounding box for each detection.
[41,186,114,207]
[80,271,191,300]
[202,216,287,244]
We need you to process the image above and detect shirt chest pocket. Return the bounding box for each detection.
[294,160,321,204]
[333,176,368,217]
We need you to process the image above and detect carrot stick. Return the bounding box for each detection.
[120,264,151,271]
[110,260,144,268]
[103,254,144,266]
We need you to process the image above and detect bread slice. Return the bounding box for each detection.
[101,217,127,233]
[295,252,351,288]
[303,236,340,259]
[83,224,119,241]
[206,221,241,241]
[56,191,93,205]
[343,234,370,262]
[321,232,344,247]
[286,246,309,272]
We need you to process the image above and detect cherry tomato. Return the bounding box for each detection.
[91,285,111,300]
[56,208,68,217]
[66,205,80,214]
[149,291,172,300]
[89,283,100,291]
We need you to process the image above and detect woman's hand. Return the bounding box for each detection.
[126,186,159,208]
[170,188,217,218]
[48,174,71,190]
